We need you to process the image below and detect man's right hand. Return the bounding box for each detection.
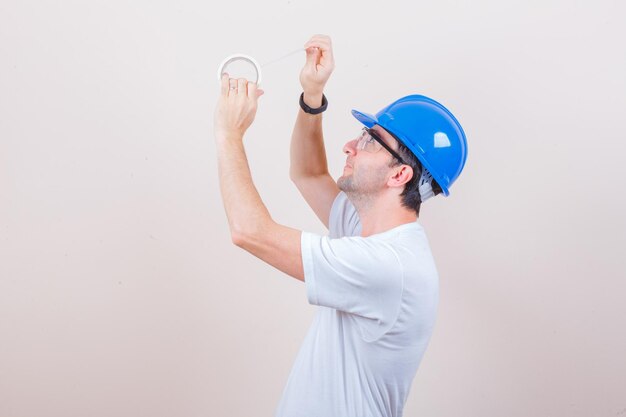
[300,34,335,107]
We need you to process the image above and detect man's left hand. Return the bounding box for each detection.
[214,73,264,140]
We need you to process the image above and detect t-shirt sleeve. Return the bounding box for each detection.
[301,231,404,341]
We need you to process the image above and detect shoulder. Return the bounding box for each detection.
[374,223,438,275]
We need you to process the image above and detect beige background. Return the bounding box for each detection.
[2,1,625,416]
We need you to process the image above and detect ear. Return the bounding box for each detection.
[388,165,414,188]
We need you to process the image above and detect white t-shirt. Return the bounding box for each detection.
[274,192,439,417]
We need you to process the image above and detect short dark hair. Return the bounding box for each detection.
[389,139,442,217]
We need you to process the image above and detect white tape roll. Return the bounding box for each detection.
[217,54,262,86]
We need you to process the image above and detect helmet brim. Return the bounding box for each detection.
[351,109,378,128]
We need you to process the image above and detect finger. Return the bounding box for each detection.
[304,40,330,53]
[305,47,321,69]
[229,78,238,95]
[248,83,264,101]
[304,35,332,55]
[237,78,247,96]
[304,42,333,65]
[248,81,257,99]
[305,34,331,47]
[220,73,229,96]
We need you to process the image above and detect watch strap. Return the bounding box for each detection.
[299,92,328,114]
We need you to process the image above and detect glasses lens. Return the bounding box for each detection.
[357,128,405,164]
[364,129,381,152]
[357,130,367,150]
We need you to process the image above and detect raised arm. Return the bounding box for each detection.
[214,75,304,282]
[289,35,340,228]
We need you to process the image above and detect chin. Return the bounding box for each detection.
[337,175,355,193]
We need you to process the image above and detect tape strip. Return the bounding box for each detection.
[259,48,303,67]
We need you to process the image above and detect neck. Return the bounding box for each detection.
[346,191,418,237]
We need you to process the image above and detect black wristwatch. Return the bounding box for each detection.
[299,92,328,114]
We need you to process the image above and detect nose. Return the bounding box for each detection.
[343,139,357,156]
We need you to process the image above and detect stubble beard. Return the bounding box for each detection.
[337,169,386,212]
[337,174,356,194]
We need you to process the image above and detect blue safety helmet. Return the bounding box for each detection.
[352,95,468,196]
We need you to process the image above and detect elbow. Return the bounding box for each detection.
[229,215,273,249]
[230,229,248,248]
[230,220,268,249]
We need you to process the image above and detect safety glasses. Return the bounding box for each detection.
[356,128,406,165]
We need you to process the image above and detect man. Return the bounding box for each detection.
[214,34,467,417]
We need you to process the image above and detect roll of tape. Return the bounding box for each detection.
[217,54,262,86]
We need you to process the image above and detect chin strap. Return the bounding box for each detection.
[418,168,435,203]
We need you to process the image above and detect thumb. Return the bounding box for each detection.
[305,47,320,69]
[256,89,264,98]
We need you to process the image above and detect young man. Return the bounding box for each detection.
[214,34,467,417]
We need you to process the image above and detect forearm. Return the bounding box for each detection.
[215,132,304,281]
[289,93,330,180]
[216,133,272,238]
